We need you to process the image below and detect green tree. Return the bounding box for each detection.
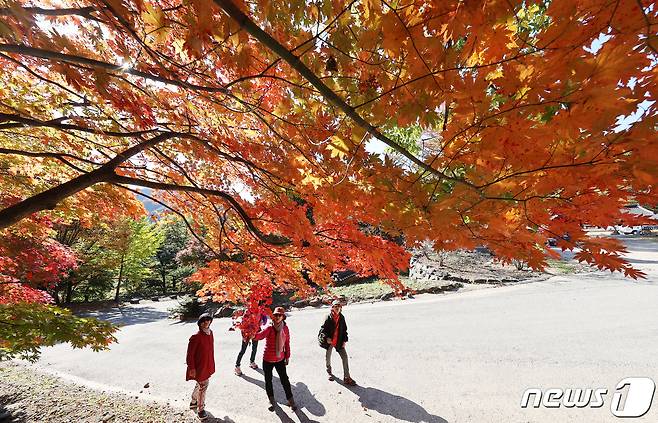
[107,219,163,302]
[69,226,120,302]
[155,218,190,294]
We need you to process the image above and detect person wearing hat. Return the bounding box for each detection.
[186,313,215,420]
[253,306,297,411]
[321,300,356,386]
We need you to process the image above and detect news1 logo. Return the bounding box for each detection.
[521,377,656,418]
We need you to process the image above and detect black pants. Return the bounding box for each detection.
[236,339,258,366]
[263,359,293,400]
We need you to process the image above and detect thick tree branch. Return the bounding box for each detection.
[0,44,228,94]
[213,0,473,189]
[0,133,177,229]
[107,175,292,247]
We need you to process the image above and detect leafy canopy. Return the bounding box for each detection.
[0,0,656,313]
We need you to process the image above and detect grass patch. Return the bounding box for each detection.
[328,279,393,302]
[546,259,580,274]
[327,276,458,302]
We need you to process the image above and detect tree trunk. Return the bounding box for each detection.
[83,278,91,302]
[114,256,125,302]
[65,278,74,304]
[161,268,167,294]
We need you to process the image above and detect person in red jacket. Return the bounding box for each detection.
[233,307,268,376]
[186,313,215,420]
[254,306,297,412]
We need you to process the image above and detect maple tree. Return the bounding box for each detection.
[0,0,656,329]
[0,212,118,360]
[1,178,142,358]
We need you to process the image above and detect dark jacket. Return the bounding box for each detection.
[321,313,348,351]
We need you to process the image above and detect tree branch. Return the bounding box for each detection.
[0,132,177,229]
[107,175,292,247]
[213,0,473,189]
[0,6,98,18]
[0,44,229,94]
[0,147,102,166]
[0,113,157,137]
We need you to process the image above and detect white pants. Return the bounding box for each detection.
[191,379,210,411]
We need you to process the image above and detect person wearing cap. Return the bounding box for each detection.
[321,300,356,386]
[253,306,296,411]
[186,313,215,420]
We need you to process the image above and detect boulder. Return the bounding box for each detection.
[293,299,309,308]
[380,292,395,301]
[215,305,235,318]
[309,297,322,307]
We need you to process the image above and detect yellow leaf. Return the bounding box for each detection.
[466,50,484,67]
[326,135,350,159]
[518,65,534,81]
[505,16,518,33]
[301,173,324,189]
[485,67,503,81]
[514,86,531,99]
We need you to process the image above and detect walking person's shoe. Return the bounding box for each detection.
[234,366,242,376]
[343,377,357,386]
[197,409,208,420]
[189,400,198,410]
[268,396,276,412]
[327,367,334,381]
[287,397,298,411]
[249,361,258,369]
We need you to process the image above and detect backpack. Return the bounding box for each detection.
[318,327,330,349]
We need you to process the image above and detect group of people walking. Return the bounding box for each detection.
[185,300,355,420]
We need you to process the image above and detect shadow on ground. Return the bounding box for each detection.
[81,306,170,326]
[198,411,236,423]
[344,384,449,423]
[624,257,658,266]
[620,237,658,253]
[241,371,325,422]
[0,394,25,422]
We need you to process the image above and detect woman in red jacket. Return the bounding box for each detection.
[186,313,215,420]
[254,306,297,411]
